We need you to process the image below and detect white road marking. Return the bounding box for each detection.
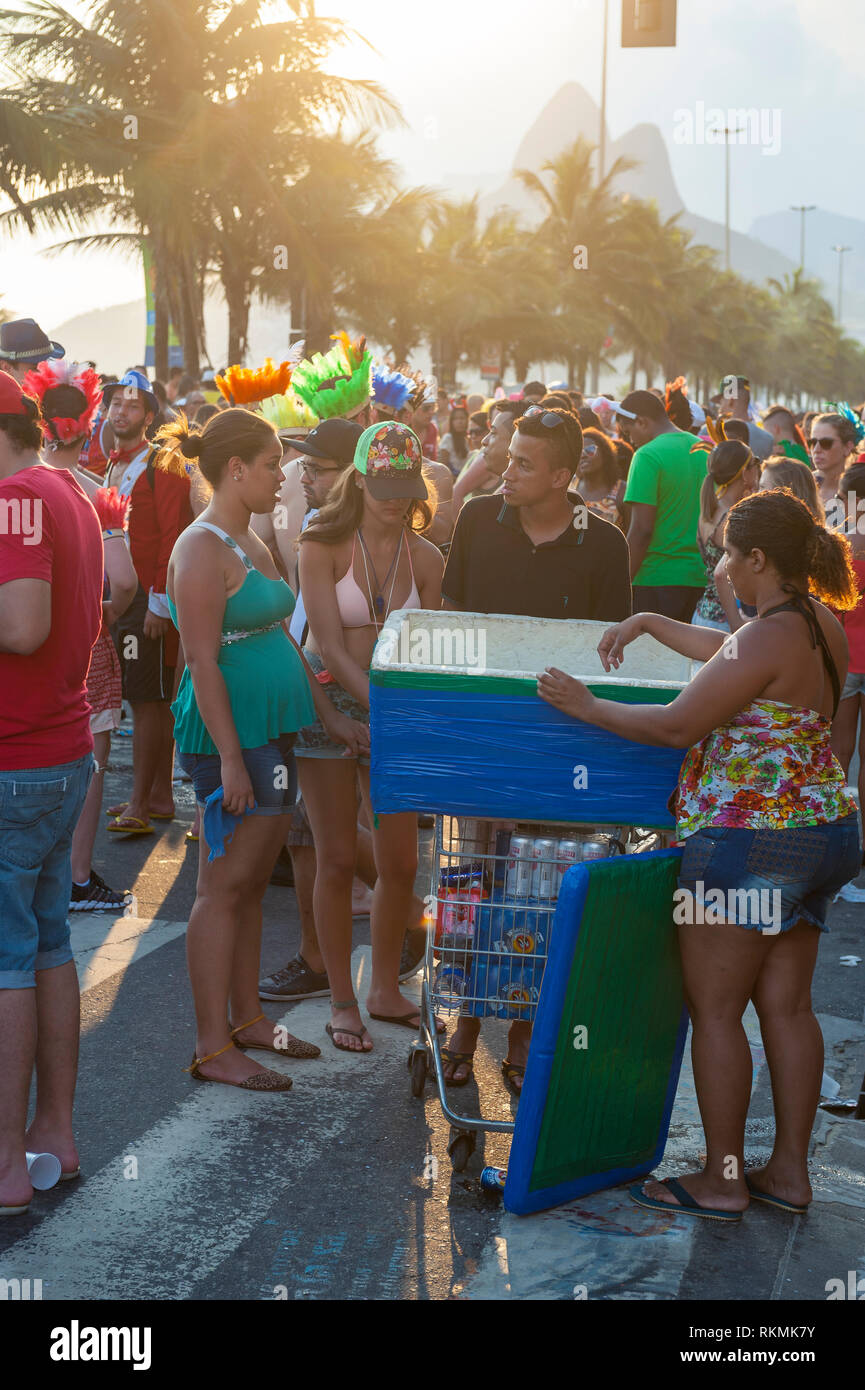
[1,947,422,1300]
[70,912,188,992]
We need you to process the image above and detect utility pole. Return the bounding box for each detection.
[710,125,745,272]
[833,244,852,323]
[790,204,816,271]
[599,0,609,181]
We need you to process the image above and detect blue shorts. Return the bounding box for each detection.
[678,816,862,934]
[0,753,94,989]
[177,734,298,816]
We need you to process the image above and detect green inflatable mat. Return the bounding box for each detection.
[504,848,687,1215]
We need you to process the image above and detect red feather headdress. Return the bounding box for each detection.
[21,359,102,443]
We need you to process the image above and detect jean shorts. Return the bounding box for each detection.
[294,649,370,765]
[0,753,94,989]
[176,734,298,816]
[678,815,862,934]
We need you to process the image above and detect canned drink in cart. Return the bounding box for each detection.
[505,836,533,898]
[480,1166,507,1194]
[434,963,470,1006]
[530,838,557,899]
[556,837,582,892]
[580,835,610,861]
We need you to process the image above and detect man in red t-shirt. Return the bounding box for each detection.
[0,370,103,1214]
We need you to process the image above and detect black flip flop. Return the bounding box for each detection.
[501,1059,526,1096]
[325,1023,372,1054]
[630,1177,743,1222]
[440,1047,475,1087]
[745,1174,809,1214]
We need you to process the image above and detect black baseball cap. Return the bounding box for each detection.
[300,417,364,463]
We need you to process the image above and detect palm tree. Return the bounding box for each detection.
[515,136,641,388]
[0,0,398,374]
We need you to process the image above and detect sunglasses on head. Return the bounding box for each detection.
[810,436,838,450]
[522,407,564,429]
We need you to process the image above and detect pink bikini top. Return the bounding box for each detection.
[335,531,421,628]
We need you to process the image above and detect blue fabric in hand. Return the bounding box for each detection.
[203,786,257,862]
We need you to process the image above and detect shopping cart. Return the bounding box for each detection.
[408,815,661,1171]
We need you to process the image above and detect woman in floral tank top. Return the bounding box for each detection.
[537,489,861,1223]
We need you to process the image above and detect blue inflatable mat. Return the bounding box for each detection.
[504,848,687,1216]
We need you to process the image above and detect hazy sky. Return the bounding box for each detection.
[1,0,862,332]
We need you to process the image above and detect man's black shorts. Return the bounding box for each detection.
[114,585,175,704]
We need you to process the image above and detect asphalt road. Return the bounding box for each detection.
[1,727,864,1302]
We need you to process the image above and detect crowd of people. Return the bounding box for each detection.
[2,308,864,1222]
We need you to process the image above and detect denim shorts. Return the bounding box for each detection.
[0,753,94,989]
[294,649,370,765]
[176,734,298,816]
[678,815,862,934]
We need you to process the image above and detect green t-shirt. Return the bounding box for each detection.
[624,431,706,587]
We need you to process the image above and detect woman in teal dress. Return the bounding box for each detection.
[162,408,368,1091]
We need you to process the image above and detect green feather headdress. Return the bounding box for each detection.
[293,332,373,421]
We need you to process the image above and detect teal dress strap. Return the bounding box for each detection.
[193,520,254,571]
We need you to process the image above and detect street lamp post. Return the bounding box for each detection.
[790,204,816,271]
[710,126,745,272]
[832,244,852,323]
[599,0,609,180]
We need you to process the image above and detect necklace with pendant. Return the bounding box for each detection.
[357,528,402,627]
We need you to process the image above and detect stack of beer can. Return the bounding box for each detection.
[432,823,624,1019]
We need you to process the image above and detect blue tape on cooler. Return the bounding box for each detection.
[369,687,683,824]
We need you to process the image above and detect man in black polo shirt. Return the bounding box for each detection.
[440,405,631,1089]
[443,406,631,620]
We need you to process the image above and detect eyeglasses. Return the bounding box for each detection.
[468,428,485,438]
[299,460,343,480]
[522,407,564,429]
[581,443,598,457]
[810,436,838,450]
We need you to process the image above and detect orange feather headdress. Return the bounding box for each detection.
[215,359,294,407]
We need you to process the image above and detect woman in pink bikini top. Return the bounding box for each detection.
[295,422,445,1055]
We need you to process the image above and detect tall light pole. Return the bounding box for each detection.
[833,244,852,323]
[710,125,745,271]
[599,0,609,180]
[790,204,816,271]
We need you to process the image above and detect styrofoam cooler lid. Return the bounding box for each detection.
[372,610,696,689]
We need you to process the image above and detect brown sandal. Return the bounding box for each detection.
[230,1013,321,1060]
[185,1040,293,1091]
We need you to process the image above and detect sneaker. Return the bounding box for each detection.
[70,871,131,913]
[835,881,865,904]
[399,925,428,982]
[269,847,295,887]
[258,954,330,1001]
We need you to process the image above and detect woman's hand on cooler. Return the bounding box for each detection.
[221,756,256,815]
[597,615,644,672]
[325,711,371,758]
[537,667,595,721]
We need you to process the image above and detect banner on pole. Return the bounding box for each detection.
[143,242,183,370]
